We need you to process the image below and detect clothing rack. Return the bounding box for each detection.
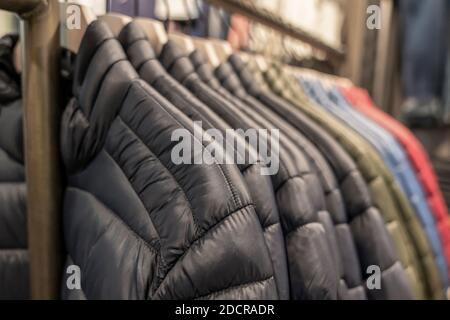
[0,0,401,301]
[0,0,346,299]
[0,0,348,301]
[0,0,62,299]
[205,0,346,64]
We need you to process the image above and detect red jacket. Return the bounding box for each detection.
[341,86,450,279]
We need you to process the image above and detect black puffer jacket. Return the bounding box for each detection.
[117,22,290,299]
[60,21,277,300]
[0,34,29,300]
[159,41,340,300]
[0,35,21,106]
[225,55,414,300]
[191,54,366,299]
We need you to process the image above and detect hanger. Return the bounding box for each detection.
[98,13,132,37]
[237,51,252,63]
[60,2,97,53]
[253,54,269,73]
[165,0,195,54]
[208,38,233,63]
[168,32,196,53]
[192,37,220,67]
[235,51,268,73]
[134,18,168,56]
[236,51,255,72]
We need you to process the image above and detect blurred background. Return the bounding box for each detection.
[1,0,449,205]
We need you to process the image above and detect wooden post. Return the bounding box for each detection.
[0,0,63,299]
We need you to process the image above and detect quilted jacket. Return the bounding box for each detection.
[117,22,289,299]
[159,40,341,300]
[218,56,414,300]
[342,87,450,293]
[0,34,29,300]
[60,21,278,300]
[200,59,367,299]
[314,83,449,291]
[260,63,444,299]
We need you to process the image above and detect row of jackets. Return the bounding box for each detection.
[0,20,449,300]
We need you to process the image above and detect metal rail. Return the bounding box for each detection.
[206,0,345,63]
[0,0,62,299]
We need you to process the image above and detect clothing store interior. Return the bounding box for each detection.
[0,0,450,301]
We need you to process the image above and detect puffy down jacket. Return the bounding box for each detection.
[0,34,29,300]
[117,22,289,299]
[215,57,413,300]
[60,20,278,300]
[342,87,450,292]
[202,59,366,299]
[261,63,443,299]
[159,40,340,300]
[307,82,449,292]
